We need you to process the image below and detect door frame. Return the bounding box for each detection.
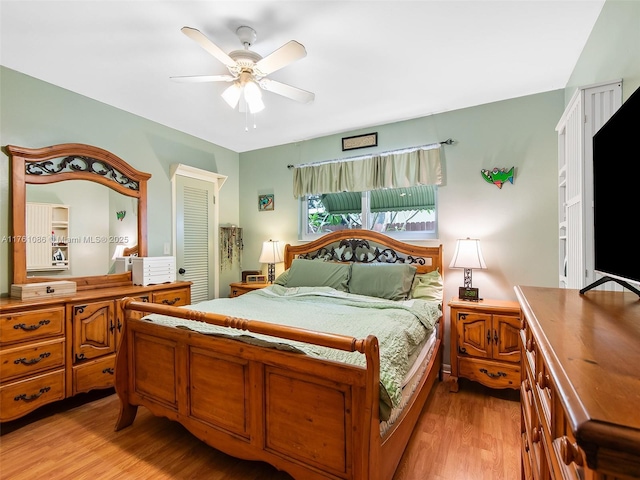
[170,163,227,299]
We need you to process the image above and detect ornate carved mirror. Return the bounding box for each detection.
[7,143,150,289]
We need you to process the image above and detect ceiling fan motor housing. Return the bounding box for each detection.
[236,26,257,47]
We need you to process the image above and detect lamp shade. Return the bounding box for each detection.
[449,238,487,269]
[258,240,284,265]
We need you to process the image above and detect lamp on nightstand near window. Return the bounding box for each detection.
[450,238,487,301]
[259,239,284,283]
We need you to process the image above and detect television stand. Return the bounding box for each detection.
[580,276,640,298]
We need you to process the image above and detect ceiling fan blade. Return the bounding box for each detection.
[260,78,315,103]
[254,40,307,76]
[181,26,236,68]
[170,74,235,83]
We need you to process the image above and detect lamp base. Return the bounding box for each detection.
[267,263,275,283]
[458,286,480,301]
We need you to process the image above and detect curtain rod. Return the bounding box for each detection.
[286,138,453,169]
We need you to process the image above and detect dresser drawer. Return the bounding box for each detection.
[0,369,65,422]
[152,288,190,307]
[458,357,520,389]
[521,432,535,480]
[0,306,65,345]
[72,354,115,395]
[0,337,65,382]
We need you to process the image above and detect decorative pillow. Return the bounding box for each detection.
[348,263,417,301]
[273,269,290,286]
[285,258,351,291]
[410,269,443,301]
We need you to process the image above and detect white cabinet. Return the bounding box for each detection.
[26,203,70,271]
[556,81,621,289]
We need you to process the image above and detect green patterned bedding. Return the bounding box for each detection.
[143,285,441,417]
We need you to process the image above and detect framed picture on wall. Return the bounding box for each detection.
[258,194,274,211]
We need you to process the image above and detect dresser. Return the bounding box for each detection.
[0,281,191,422]
[515,285,640,480]
[449,297,521,392]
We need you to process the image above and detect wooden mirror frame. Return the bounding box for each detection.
[6,143,151,290]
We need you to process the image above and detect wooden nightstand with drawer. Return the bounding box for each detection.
[229,282,270,298]
[449,297,521,392]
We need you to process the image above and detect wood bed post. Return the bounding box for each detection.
[362,334,381,480]
[114,298,138,431]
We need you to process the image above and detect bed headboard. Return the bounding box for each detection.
[284,229,443,276]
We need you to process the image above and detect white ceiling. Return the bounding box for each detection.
[0,1,605,153]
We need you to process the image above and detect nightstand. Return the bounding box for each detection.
[229,282,270,298]
[449,297,521,392]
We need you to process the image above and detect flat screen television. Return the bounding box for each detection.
[582,84,640,296]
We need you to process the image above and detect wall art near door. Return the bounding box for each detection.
[258,194,274,211]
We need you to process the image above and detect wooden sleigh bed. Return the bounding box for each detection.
[114,230,444,480]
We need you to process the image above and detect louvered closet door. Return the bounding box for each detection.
[176,175,216,303]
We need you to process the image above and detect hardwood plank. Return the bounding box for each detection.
[0,379,519,479]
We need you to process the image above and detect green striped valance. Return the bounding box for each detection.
[321,185,436,215]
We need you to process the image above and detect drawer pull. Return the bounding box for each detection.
[480,368,506,379]
[523,378,531,391]
[560,436,584,466]
[13,319,50,331]
[14,352,51,365]
[537,372,550,389]
[494,330,499,344]
[102,368,115,375]
[14,386,51,402]
[532,426,541,444]
[161,297,180,306]
[117,320,122,332]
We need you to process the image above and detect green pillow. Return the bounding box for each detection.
[348,263,417,301]
[285,259,351,291]
[273,268,290,286]
[410,269,443,301]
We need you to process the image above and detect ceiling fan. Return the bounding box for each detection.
[172,25,315,113]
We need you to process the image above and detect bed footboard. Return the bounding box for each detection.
[115,300,383,480]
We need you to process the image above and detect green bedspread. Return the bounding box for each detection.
[143,285,441,417]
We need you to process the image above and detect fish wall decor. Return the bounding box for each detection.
[116,210,126,221]
[481,167,515,189]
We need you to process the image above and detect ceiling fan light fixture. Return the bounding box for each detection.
[243,80,264,113]
[248,96,265,114]
[221,83,241,108]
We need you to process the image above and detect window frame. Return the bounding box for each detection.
[298,187,438,241]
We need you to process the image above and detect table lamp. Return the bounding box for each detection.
[258,239,284,283]
[450,238,487,301]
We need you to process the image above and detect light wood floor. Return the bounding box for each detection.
[0,378,520,480]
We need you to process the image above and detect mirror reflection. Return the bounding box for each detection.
[26,181,138,278]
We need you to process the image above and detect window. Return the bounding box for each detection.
[300,185,437,240]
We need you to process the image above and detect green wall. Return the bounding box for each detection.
[565,0,640,104]
[0,66,241,295]
[239,91,564,304]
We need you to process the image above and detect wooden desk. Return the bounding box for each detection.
[515,285,640,479]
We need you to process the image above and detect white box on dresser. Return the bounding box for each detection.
[131,256,176,286]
